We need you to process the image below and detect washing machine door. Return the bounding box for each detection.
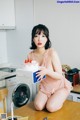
[12,83,30,107]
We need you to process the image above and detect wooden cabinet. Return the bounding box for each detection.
[0,0,15,29]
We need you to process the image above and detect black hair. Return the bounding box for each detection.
[30,24,52,49]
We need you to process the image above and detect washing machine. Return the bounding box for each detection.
[6,69,37,112]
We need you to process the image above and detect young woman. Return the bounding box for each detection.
[27,24,72,112]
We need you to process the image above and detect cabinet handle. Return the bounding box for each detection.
[77,97,80,99]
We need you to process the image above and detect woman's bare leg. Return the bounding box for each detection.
[46,88,69,112]
[34,91,48,111]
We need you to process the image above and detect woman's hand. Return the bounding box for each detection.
[36,67,48,81]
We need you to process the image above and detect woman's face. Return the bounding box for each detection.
[33,31,47,49]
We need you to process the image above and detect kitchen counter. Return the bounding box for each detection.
[0,64,17,81]
[0,71,16,81]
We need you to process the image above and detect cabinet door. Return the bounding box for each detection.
[0,0,15,29]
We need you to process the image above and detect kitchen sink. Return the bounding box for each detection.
[0,67,16,73]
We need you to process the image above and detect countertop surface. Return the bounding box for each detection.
[8,100,80,120]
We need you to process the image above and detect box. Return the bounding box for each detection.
[33,70,46,83]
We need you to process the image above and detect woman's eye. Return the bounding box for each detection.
[42,35,46,37]
[34,35,38,37]
[34,34,46,38]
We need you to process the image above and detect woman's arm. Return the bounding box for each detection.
[46,68,63,80]
[36,49,63,80]
[49,49,63,80]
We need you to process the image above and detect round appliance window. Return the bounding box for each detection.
[12,83,30,107]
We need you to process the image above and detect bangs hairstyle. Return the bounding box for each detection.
[30,24,52,49]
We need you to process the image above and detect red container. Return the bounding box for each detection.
[73,73,79,86]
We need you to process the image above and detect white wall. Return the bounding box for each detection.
[34,0,80,68]
[6,0,34,67]
[0,0,80,68]
[0,31,8,63]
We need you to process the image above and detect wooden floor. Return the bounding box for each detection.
[8,100,80,120]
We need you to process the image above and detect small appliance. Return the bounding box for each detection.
[6,68,37,112]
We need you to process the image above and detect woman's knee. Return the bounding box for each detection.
[34,101,44,111]
[34,91,48,111]
[46,102,63,112]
